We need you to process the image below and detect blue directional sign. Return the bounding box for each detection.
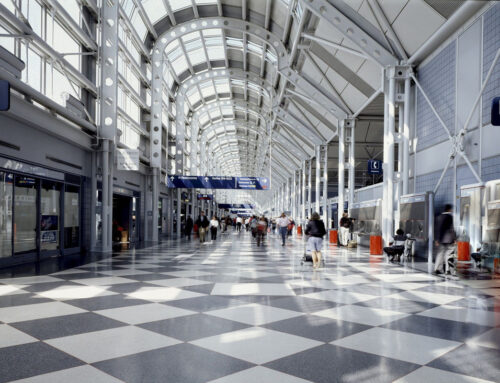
[0,80,10,111]
[219,204,254,210]
[492,97,500,126]
[197,194,213,200]
[368,159,383,175]
[236,177,269,190]
[166,175,270,190]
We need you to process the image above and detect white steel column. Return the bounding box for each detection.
[382,67,396,244]
[307,159,312,219]
[402,76,411,195]
[292,171,297,219]
[99,0,118,252]
[348,119,356,209]
[315,146,321,214]
[322,145,328,226]
[338,120,346,225]
[176,189,182,237]
[301,162,307,223]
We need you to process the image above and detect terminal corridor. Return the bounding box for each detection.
[0,232,498,383]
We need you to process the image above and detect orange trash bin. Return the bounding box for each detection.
[330,229,338,244]
[297,225,302,235]
[457,241,470,261]
[370,235,383,255]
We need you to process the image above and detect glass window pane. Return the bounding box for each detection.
[64,185,80,248]
[41,181,61,251]
[0,172,13,258]
[14,176,37,254]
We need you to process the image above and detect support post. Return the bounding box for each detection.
[315,146,321,214]
[347,119,356,209]
[382,67,396,244]
[302,161,307,224]
[307,159,312,219]
[403,77,411,195]
[338,120,346,225]
[322,145,329,227]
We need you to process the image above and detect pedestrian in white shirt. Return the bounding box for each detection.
[276,213,290,246]
[210,216,219,241]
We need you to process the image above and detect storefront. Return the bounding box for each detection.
[0,158,83,268]
[112,187,140,246]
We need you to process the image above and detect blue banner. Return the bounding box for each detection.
[197,194,213,200]
[167,175,269,190]
[219,204,254,210]
[367,159,383,175]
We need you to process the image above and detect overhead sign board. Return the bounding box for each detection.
[367,159,383,175]
[167,175,270,190]
[218,204,254,210]
[0,80,10,111]
[197,194,213,200]
[236,177,269,190]
[117,149,140,171]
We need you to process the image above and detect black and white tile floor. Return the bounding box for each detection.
[0,232,499,383]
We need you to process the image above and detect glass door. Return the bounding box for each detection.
[40,180,62,254]
[0,172,13,259]
[14,176,37,255]
[64,184,80,249]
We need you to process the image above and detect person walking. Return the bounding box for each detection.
[256,216,268,246]
[434,204,456,275]
[305,212,327,269]
[196,211,210,243]
[185,215,193,239]
[210,215,219,241]
[339,212,351,246]
[236,216,243,232]
[276,213,290,246]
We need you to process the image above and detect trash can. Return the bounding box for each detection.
[457,241,471,262]
[329,229,338,244]
[370,235,383,255]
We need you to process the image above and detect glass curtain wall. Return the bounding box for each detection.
[14,176,37,254]
[0,172,13,258]
[64,185,80,248]
[40,180,61,252]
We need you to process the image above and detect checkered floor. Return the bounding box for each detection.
[0,231,499,383]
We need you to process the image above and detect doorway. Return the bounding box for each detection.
[113,194,131,244]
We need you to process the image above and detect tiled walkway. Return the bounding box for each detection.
[0,231,499,383]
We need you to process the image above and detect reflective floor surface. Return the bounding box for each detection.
[0,231,499,383]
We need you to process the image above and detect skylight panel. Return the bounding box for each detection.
[172,55,188,75]
[168,0,193,12]
[188,48,207,66]
[141,0,167,23]
[207,46,225,61]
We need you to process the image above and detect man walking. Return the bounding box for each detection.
[339,212,351,246]
[276,213,290,246]
[185,215,193,239]
[196,211,210,243]
[434,204,456,275]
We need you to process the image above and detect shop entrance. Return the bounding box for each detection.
[112,194,131,244]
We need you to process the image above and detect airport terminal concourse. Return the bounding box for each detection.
[0,0,499,382]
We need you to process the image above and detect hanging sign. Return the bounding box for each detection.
[367,159,383,175]
[0,80,10,111]
[197,194,213,200]
[236,177,269,190]
[492,97,500,126]
[218,204,254,209]
[117,149,140,171]
[166,175,270,190]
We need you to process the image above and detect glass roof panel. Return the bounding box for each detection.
[141,0,167,24]
[169,0,192,12]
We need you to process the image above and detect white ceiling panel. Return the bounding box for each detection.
[392,0,446,55]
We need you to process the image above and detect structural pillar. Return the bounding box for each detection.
[322,145,329,227]
[338,120,346,225]
[347,118,356,210]
[315,146,321,214]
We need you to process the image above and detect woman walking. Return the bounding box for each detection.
[305,212,327,269]
[210,216,219,241]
